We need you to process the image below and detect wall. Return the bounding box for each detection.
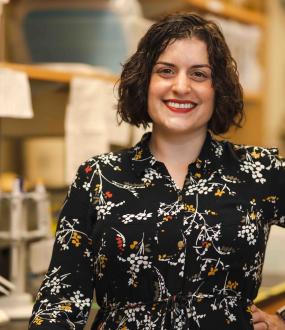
[264,0,285,151]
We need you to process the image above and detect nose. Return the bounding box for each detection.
[172,73,191,95]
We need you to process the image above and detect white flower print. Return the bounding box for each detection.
[121,211,153,224]
[228,313,237,322]
[97,153,121,166]
[96,201,125,220]
[186,178,214,195]
[238,223,257,245]
[56,217,88,251]
[214,142,223,157]
[70,290,91,311]
[126,253,151,273]
[243,251,263,282]
[82,181,91,191]
[240,160,266,183]
[40,267,71,297]
[142,168,163,185]
[157,201,184,217]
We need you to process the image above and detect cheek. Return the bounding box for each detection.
[148,78,170,99]
[202,86,215,108]
[199,88,215,121]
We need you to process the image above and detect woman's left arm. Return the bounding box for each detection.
[252,305,285,330]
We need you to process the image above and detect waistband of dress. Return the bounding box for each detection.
[100,292,253,312]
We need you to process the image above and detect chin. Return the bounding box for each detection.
[163,126,197,135]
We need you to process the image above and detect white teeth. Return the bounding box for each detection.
[167,101,195,109]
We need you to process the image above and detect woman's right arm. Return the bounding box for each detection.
[28,160,96,330]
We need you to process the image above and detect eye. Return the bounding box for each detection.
[155,67,175,77]
[191,70,210,82]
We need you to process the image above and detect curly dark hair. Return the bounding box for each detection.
[117,12,244,134]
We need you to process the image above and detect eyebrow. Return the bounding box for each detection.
[155,61,211,69]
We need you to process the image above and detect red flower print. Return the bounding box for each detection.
[115,235,125,251]
[105,191,113,198]
[84,165,92,174]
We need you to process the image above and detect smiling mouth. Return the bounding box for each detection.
[164,100,197,113]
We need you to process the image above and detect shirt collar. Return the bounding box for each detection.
[129,131,223,177]
[130,132,156,176]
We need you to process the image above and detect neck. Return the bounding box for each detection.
[149,127,208,166]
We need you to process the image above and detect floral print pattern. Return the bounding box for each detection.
[29,132,285,330]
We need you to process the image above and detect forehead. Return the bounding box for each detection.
[159,37,208,58]
[157,37,209,62]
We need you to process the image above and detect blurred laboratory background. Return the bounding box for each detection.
[0,0,285,329]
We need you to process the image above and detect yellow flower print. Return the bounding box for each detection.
[215,189,225,197]
[208,266,218,276]
[226,280,239,290]
[158,254,170,261]
[263,195,278,203]
[250,212,256,220]
[196,159,202,168]
[194,172,201,178]
[251,150,261,159]
[60,303,72,312]
[36,291,42,301]
[130,241,138,249]
[246,306,253,314]
[177,241,185,250]
[196,292,204,302]
[94,184,102,193]
[99,255,108,269]
[71,232,82,247]
[134,150,143,160]
[202,241,212,249]
[163,215,172,222]
[121,324,128,330]
[205,210,217,216]
[33,316,44,325]
[159,254,166,260]
[184,204,195,212]
[250,198,256,205]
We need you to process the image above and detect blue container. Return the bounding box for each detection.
[23,9,127,73]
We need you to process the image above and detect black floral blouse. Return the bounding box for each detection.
[29,132,285,330]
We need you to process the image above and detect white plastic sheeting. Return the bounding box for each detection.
[0,68,33,118]
[206,15,263,93]
[65,75,131,183]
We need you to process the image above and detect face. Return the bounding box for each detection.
[147,37,215,138]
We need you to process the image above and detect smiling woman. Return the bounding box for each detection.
[28,12,285,330]
[117,12,244,136]
[147,38,214,138]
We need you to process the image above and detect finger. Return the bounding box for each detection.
[252,312,265,323]
[251,304,258,312]
[252,309,266,323]
[253,322,269,330]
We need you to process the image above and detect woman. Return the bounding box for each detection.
[29,13,285,330]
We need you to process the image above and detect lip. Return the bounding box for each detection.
[164,99,197,113]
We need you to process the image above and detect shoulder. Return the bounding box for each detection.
[80,148,130,169]
[224,140,285,170]
[233,142,278,158]
[72,148,131,187]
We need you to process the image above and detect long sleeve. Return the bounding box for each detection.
[268,150,285,227]
[29,161,96,329]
